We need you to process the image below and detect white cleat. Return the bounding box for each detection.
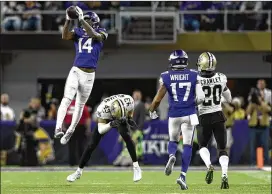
[54,128,64,139]
[177,176,188,190]
[60,131,73,145]
[67,170,82,182]
[164,155,176,176]
[133,166,142,182]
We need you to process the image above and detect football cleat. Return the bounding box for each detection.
[164,155,176,176]
[177,176,188,190]
[67,170,82,182]
[60,131,73,145]
[205,164,214,184]
[54,128,64,139]
[133,166,142,182]
[221,175,229,189]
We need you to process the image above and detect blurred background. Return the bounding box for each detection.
[0,1,271,168]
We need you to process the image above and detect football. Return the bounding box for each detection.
[67,6,78,19]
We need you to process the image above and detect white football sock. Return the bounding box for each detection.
[66,102,84,134]
[133,162,139,168]
[199,147,212,168]
[55,97,72,130]
[219,155,229,177]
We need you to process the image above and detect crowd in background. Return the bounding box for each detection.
[1,79,271,166]
[1,1,271,32]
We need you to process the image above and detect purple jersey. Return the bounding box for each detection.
[160,69,198,117]
[73,27,108,69]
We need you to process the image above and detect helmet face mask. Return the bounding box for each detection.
[169,50,189,70]
[196,52,217,74]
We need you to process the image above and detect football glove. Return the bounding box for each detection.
[149,111,159,120]
[75,6,84,21]
[126,118,138,130]
[110,119,122,128]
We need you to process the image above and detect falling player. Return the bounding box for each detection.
[66,94,142,182]
[196,52,232,189]
[54,6,108,144]
[149,50,205,190]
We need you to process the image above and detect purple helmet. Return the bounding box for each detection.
[169,50,189,70]
[83,11,100,28]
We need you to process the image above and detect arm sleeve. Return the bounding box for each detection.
[195,79,205,105]
[222,88,232,103]
[98,122,111,134]
[98,28,108,40]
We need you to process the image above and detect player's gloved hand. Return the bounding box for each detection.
[110,119,122,128]
[66,8,71,20]
[126,118,138,130]
[149,111,159,120]
[75,6,84,21]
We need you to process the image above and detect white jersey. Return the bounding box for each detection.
[96,94,134,120]
[197,72,227,115]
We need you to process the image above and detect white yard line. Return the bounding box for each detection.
[239,171,271,183]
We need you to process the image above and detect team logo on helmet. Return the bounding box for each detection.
[197,52,217,72]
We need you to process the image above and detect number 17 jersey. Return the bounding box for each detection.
[160,69,198,118]
[73,27,108,69]
[197,72,227,116]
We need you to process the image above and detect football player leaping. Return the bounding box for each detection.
[54,6,108,144]
[149,50,205,190]
[196,52,232,189]
[66,94,142,182]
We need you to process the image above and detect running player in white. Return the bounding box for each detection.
[196,52,232,189]
[54,6,108,144]
[66,94,142,182]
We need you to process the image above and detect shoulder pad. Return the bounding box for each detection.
[217,72,227,82]
[161,71,168,75]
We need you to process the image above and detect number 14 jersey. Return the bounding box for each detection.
[73,27,108,69]
[197,72,227,116]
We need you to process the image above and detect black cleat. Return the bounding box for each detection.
[205,165,214,184]
[221,175,229,189]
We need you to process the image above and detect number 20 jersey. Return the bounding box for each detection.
[96,94,134,120]
[197,72,227,116]
[160,69,198,118]
[73,27,108,69]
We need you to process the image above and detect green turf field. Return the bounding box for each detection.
[1,171,271,194]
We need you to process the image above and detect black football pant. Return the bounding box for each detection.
[79,123,137,168]
[197,122,227,150]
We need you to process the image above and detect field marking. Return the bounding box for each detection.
[262,167,271,172]
[239,171,271,183]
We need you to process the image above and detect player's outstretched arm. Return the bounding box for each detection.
[62,8,74,40]
[149,85,167,112]
[75,6,105,42]
[62,20,74,40]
